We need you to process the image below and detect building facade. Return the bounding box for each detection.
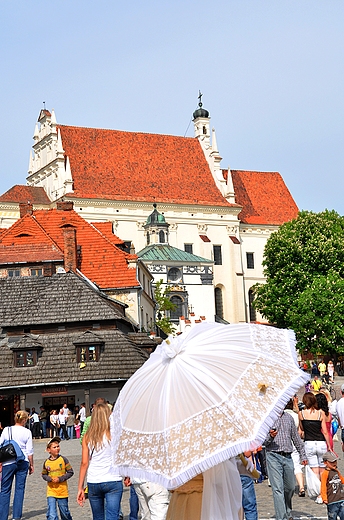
[0,102,299,324]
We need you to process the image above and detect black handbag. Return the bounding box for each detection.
[0,427,17,463]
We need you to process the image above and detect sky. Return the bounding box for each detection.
[0,1,343,214]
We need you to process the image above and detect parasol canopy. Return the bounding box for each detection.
[112,322,308,489]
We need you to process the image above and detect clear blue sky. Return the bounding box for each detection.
[1,1,343,214]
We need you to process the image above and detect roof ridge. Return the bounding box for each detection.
[58,124,194,141]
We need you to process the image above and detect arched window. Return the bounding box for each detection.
[146,232,150,245]
[159,230,165,243]
[170,295,184,321]
[214,287,223,319]
[248,289,256,322]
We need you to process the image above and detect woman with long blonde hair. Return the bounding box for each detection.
[0,410,34,520]
[77,403,122,519]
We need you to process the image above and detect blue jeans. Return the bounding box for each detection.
[67,426,74,439]
[327,501,344,520]
[41,420,47,438]
[88,480,123,520]
[47,497,72,520]
[240,475,258,520]
[0,460,29,520]
[129,485,139,520]
[266,451,295,520]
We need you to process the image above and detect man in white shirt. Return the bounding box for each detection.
[79,403,86,433]
[336,384,344,451]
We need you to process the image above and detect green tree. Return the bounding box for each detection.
[154,279,176,335]
[253,210,344,356]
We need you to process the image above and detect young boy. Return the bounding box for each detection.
[321,451,344,520]
[42,436,74,520]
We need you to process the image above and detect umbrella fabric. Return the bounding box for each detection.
[112,322,308,489]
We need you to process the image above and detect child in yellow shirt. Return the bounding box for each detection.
[42,436,74,520]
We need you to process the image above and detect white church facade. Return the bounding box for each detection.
[0,101,299,325]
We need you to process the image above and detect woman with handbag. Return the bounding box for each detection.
[0,410,34,520]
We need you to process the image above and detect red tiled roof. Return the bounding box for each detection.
[33,209,139,289]
[58,125,233,207]
[91,222,125,245]
[0,210,139,289]
[0,244,63,264]
[229,170,299,225]
[0,185,51,204]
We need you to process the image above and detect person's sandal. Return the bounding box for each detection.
[299,489,305,497]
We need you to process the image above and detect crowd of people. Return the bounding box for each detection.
[2,371,344,520]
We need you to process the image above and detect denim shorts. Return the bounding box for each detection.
[304,440,327,468]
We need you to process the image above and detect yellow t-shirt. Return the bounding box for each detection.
[311,379,322,391]
[42,455,73,498]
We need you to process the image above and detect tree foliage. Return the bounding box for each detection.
[253,210,344,355]
[154,279,176,335]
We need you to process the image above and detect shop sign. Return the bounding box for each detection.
[41,386,68,396]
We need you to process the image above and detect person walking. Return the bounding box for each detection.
[66,411,75,440]
[58,409,70,441]
[298,393,332,481]
[77,403,123,519]
[0,410,34,520]
[50,410,59,438]
[265,406,308,520]
[316,393,334,451]
[39,406,48,438]
[42,436,74,520]
[320,451,344,520]
[284,397,306,497]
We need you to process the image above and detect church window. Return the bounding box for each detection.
[147,232,150,245]
[203,126,207,135]
[15,350,37,367]
[184,244,193,254]
[246,253,254,269]
[248,289,256,322]
[213,245,222,265]
[215,287,224,319]
[170,296,184,321]
[168,267,182,283]
[159,230,165,243]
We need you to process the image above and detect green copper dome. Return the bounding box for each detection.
[145,204,167,226]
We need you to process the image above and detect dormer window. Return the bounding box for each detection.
[76,345,100,363]
[15,350,38,367]
[8,269,20,278]
[31,268,43,276]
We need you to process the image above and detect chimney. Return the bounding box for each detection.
[57,201,74,211]
[63,227,77,272]
[19,202,33,218]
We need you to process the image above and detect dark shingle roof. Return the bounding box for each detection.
[0,272,127,327]
[0,328,149,389]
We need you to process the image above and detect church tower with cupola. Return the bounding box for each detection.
[192,93,232,201]
[144,204,170,246]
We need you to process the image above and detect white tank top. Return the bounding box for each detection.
[87,435,122,483]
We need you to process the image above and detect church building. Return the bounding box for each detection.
[0,100,298,324]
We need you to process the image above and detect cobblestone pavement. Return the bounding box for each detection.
[8,375,344,519]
